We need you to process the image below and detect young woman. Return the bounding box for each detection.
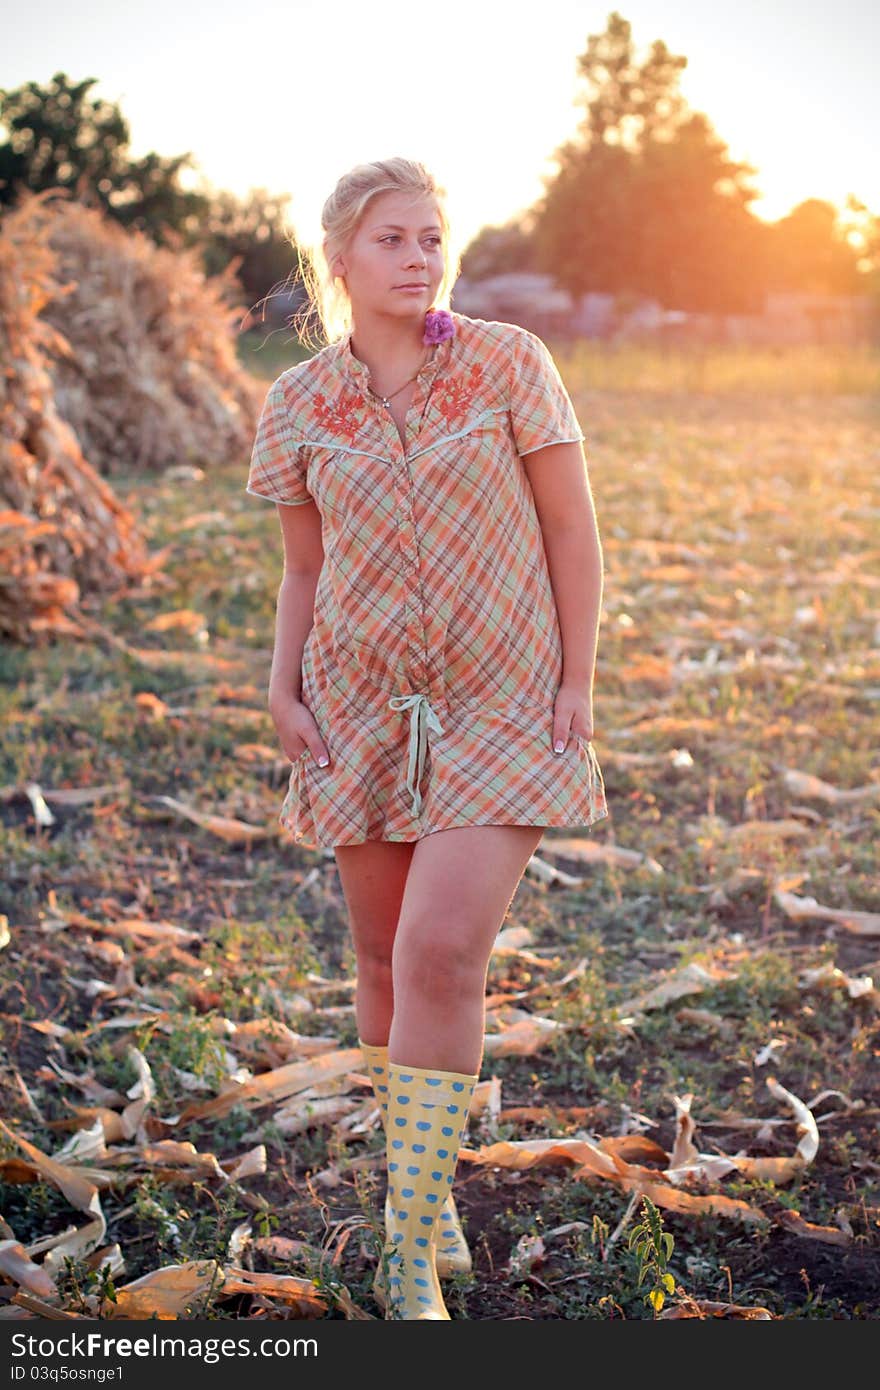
[246,157,606,1319]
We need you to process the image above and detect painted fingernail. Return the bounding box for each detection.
[554,740,564,753]
[318,756,329,767]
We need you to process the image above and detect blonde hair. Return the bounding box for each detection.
[290,157,459,351]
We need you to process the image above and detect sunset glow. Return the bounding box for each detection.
[4,0,876,255]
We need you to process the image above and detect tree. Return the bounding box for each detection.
[573,8,688,148]
[629,113,769,311]
[532,11,769,312]
[0,72,209,239]
[0,72,128,205]
[768,199,863,295]
[459,219,540,279]
[842,195,880,306]
[192,184,302,318]
[533,137,639,297]
[0,71,302,315]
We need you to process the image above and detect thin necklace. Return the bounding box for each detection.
[365,347,435,410]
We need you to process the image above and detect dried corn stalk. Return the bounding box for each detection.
[0,188,264,643]
[32,192,264,475]
[0,193,148,639]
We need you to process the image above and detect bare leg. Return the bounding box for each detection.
[389,824,545,1073]
[333,839,416,1045]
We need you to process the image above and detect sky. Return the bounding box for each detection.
[2,0,877,256]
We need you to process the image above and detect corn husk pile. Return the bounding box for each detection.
[0,189,264,643]
[0,191,148,641]
[32,191,264,475]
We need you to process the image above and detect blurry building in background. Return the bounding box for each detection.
[451,273,576,340]
[246,273,876,347]
[450,274,877,347]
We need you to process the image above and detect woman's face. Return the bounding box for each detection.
[334,190,446,323]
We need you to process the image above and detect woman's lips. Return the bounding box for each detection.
[395,284,428,292]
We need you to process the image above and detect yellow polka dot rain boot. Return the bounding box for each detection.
[372,1060,478,1320]
[359,1039,474,1279]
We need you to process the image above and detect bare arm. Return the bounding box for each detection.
[521,439,603,741]
[265,499,329,764]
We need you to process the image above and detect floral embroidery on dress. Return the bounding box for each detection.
[431,363,486,429]
[311,387,366,445]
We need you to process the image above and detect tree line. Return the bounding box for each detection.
[461,13,877,314]
[0,72,294,324]
[2,13,876,321]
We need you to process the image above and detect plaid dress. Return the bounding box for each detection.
[246,311,607,848]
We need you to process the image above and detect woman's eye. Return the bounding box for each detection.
[380,235,442,247]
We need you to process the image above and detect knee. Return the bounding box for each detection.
[354,931,394,980]
[395,924,484,1005]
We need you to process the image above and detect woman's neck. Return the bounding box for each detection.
[348,312,429,382]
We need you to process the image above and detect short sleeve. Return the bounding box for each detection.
[245,375,312,506]
[508,329,585,457]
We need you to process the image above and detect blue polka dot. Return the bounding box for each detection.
[437,1148,449,1158]
[401,1187,415,1198]
[393,1233,403,1243]
[377,1084,388,1093]
[420,1216,433,1226]
[447,1175,454,1184]
[441,1126,454,1136]
[399,1073,413,1083]
[416,1121,431,1132]
[417,1296,432,1304]
[397,1210,408,1220]
[414,1278,429,1287]
[413,1143,426,1152]
[415,1237,429,1248]
[441,1212,452,1221]
[371,1066,383,1074]
[425,1077,441,1086]
[426,1193,439,1204]
[388,1161,398,1171]
[407,1165,420,1175]
[446,1104,459,1114]
[397,1095,410,1104]
[395,1117,407,1127]
[452,1082,465,1092]
[413,1258,428,1268]
[431,1171,442,1181]
[391,1139,404,1149]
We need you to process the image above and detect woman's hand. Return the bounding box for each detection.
[269,692,330,767]
[552,681,594,753]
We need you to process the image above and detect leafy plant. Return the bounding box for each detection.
[627,1196,677,1316]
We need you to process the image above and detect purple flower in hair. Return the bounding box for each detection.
[423,308,456,345]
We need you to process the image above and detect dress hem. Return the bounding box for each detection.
[281,805,609,851]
